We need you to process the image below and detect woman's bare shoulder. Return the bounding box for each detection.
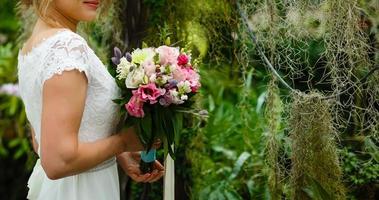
[21,28,72,56]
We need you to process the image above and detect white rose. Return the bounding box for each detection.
[125,67,145,88]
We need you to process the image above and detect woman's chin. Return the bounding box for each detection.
[79,5,99,21]
[80,13,98,22]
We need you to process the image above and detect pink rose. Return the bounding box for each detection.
[190,79,201,92]
[142,60,156,77]
[186,68,200,92]
[156,45,180,65]
[135,83,164,104]
[172,67,186,82]
[125,94,145,118]
[173,66,200,92]
[177,54,189,66]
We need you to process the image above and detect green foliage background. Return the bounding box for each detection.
[0,0,378,200]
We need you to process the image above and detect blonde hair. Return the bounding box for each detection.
[21,0,51,16]
[20,0,56,27]
[19,0,112,28]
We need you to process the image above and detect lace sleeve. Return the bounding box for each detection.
[40,32,91,86]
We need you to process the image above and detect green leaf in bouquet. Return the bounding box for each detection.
[142,41,148,48]
[148,105,184,159]
[115,78,127,90]
[153,53,160,63]
[135,121,147,146]
[163,109,176,159]
[140,111,155,150]
[163,110,174,138]
[167,141,176,160]
[173,112,183,150]
[122,113,136,128]
[180,94,196,108]
[112,98,127,105]
[152,105,163,138]
[165,37,171,46]
[163,137,169,160]
[119,106,127,116]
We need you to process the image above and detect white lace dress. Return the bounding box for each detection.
[17,29,122,200]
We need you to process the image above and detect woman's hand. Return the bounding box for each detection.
[118,126,162,152]
[117,152,165,183]
[118,126,145,152]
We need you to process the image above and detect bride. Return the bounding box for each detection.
[17,0,164,199]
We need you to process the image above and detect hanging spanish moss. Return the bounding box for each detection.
[289,92,345,200]
[237,0,378,198]
[323,0,377,135]
[264,77,285,200]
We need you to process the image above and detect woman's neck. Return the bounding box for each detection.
[35,4,78,33]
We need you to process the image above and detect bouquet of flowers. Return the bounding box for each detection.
[111,44,201,173]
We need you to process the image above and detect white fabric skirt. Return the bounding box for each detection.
[27,159,120,200]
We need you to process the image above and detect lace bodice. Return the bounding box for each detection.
[17,29,122,157]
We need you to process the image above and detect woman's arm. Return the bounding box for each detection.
[40,69,143,180]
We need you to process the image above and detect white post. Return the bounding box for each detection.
[163,145,175,200]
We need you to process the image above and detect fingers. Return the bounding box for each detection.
[145,169,165,183]
[152,140,161,149]
[144,170,159,182]
[133,167,163,183]
[148,169,165,183]
[131,171,160,183]
[124,152,165,183]
[146,160,165,183]
[128,161,165,183]
[140,173,152,182]
[130,151,141,161]
[127,164,158,183]
[130,172,152,182]
[153,160,164,171]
